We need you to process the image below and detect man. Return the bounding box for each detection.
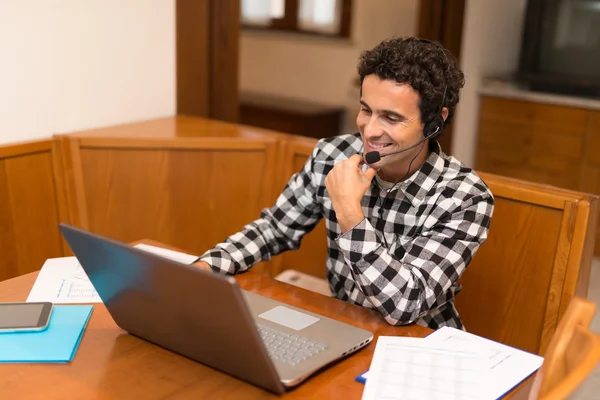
[194,37,494,330]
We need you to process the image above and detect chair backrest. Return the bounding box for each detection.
[272,138,599,358]
[527,297,600,400]
[456,173,599,355]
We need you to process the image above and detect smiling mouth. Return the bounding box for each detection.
[368,141,393,150]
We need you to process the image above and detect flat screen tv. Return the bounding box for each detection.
[518,0,600,98]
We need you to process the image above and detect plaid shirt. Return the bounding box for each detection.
[199,133,494,330]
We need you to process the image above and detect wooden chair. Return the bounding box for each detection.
[456,173,599,355]
[527,297,600,400]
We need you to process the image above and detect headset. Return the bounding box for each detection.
[419,37,449,141]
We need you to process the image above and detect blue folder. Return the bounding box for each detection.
[0,305,93,363]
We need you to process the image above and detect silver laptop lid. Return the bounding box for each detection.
[58,223,286,394]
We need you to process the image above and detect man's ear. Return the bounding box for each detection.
[441,107,449,121]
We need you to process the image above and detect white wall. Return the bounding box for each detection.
[451,0,528,165]
[0,0,175,145]
[240,0,419,134]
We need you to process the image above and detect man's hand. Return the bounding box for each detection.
[192,261,213,271]
[324,154,377,232]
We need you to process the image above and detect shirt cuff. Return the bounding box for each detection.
[196,251,235,274]
[335,218,382,264]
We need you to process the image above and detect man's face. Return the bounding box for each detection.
[357,75,426,181]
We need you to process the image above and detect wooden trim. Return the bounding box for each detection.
[50,139,72,255]
[267,137,319,277]
[273,138,291,199]
[58,137,90,230]
[209,0,240,122]
[78,137,277,150]
[417,0,466,155]
[176,0,210,117]
[418,0,444,40]
[176,0,239,122]
[0,139,52,159]
[560,197,599,316]
[338,0,352,38]
[270,0,298,30]
[440,0,466,60]
[539,201,576,354]
[258,141,279,226]
[480,172,584,210]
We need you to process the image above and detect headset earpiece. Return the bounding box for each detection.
[424,115,444,140]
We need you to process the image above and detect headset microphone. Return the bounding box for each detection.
[363,126,439,165]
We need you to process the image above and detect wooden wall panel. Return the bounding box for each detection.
[71,138,278,276]
[0,141,65,281]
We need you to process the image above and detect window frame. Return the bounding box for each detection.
[242,0,353,38]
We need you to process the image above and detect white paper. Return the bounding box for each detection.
[27,245,199,304]
[362,336,488,400]
[424,327,543,400]
[27,257,102,303]
[133,243,198,265]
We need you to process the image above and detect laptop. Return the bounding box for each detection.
[58,223,374,394]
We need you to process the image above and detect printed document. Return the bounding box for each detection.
[362,336,488,400]
[425,327,543,399]
[27,244,199,304]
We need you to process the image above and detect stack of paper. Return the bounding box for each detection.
[27,244,199,304]
[361,327,543,400]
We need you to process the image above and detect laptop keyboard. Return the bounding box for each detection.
[257,324,327,366]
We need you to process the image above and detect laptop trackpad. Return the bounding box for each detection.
[258,306,319,331]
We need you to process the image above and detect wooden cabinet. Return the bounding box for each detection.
[476,96,600,255]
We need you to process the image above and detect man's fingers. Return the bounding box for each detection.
[363,166,377,181]
[348,154,363,166]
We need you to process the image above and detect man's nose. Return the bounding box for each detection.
[364,117,382,138]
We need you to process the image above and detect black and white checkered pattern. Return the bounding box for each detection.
[199,133,494,330]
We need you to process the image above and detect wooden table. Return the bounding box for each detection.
[0,239,532,399]
[0,245,432,399]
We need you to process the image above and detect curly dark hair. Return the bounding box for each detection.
[357,36,465,128]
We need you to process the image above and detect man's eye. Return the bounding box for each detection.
[361,108,371,113]
[386,116,399,123]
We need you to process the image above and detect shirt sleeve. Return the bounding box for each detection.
[198,142,323,275]
[335,193,494,325]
